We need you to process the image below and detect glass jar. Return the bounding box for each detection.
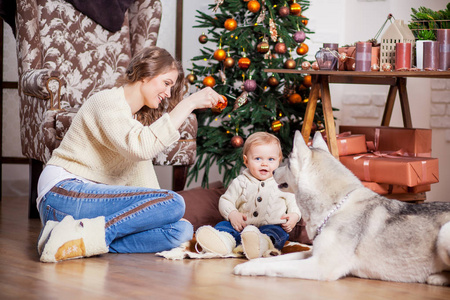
[315,47,339,70]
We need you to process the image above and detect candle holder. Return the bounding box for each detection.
[423,41,440,71]
[315,47,339,70]
[395,43,412,71]
[355,42,372,72]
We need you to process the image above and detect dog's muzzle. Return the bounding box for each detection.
[278,183,289,189]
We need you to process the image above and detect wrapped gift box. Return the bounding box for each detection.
[338,46,356,71]
[336,134,367,156]
[340,154,439,187]
[361,181,431,195]
[339,125,432,157]
[322,132,367,156]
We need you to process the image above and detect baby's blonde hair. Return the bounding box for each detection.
[243,132,282,160]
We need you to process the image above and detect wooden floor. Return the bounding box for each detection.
[1,196,449,300]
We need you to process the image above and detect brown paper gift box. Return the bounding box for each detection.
[336,134,367,156]
[339,125,432,157]
[322,132,368,156]
[338,46,356,71]
[340,154,439,187]
[361,181,431,195]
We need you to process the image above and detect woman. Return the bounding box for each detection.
[37,47,223,262]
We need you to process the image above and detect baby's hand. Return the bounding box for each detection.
[229,211,247,232]
[280,213,300,233]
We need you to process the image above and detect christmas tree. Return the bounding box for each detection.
[186,0,326,187]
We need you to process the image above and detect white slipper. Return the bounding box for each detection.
[37,220,59,255]
[40,215,108,263]
[196,225,236,255]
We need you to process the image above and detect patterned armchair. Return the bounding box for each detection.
[15,0,197,217]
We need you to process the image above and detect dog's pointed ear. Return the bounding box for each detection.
[312,131,330,153]
[293,130,310,155]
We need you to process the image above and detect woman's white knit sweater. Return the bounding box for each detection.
[219,169,301,226]
[47,87,180,188]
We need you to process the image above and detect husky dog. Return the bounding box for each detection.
[234,131,450,285]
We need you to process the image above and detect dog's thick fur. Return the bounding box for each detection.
[234,131,450,285]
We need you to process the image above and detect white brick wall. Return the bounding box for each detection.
[430,79,450,141]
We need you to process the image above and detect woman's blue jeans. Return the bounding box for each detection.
[38,179,194,253]
[215,221,289,250]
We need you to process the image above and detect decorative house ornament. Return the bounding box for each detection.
[380,19,415,71]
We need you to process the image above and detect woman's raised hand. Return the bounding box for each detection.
[185,87,224,110]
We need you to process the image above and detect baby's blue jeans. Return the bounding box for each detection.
[38,178,193,253]
[215,221,289,250]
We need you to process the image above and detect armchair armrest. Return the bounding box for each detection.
[20,69,61,100]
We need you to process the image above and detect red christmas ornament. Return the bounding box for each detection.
[238,56,251,70]
[231,135,244,148]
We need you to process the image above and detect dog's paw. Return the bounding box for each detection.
[427,273,450,286]
[233,260,267,276]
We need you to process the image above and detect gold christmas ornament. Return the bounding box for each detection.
[186,73,197,84]
[267,76,279,87]
[224,56,235,68]
[213,95,228,111]
[284,58,296,69]
[257,41,270,53]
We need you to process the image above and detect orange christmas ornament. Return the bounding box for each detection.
[224,18,238,31]
[238,56,251,70]
[303,75,312,88]
[296,43,309,55]
[203,76,216,87]
[301,16,308,26]
[214,95,228,111]
[290,1,302,16]
[288,93,302,104]
[247,0,261,13]
[214,48,227,61]
[271,120,283,132]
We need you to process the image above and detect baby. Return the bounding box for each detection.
[196,132,301,259]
